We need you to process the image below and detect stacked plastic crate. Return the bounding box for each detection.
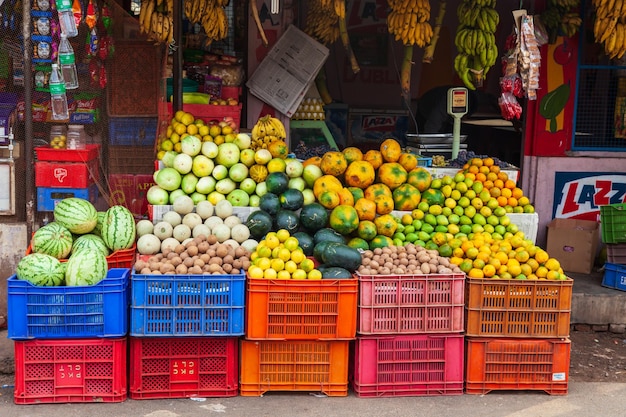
[600,203,626,291]
[239,277,359,396]
[463,277,573,395]
[127,270,245,399]
[34,144,101,212]
[351,272,466,397]
[7,267,131,404]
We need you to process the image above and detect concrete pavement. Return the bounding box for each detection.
[2,382,626,417]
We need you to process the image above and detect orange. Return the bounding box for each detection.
[313,175,343,199]
[342,146,363,164]
[398,152,419,171]
[501,188,512,198]
[471,158,483,167]
[268,140,289,159]
[493,179,504,189]
[320,151,348,176]
[482,264,496,278]
[465,172,476,181]
[363,150,384,170]
[483,157,494,167]
[468,165,479,174]
[490,187,502,198]
[535,249,549,264]
[303,156,322,167]
[483,180,494,190]
[497,172,509,181]
[504,179,516,189]
[490,165,501,174]
[379,138,402,162]
[507,197,518,207]
[476,173,487,183]
[468,268,484,278]
[338,187,355,206]
[344,160,376,189]
[545,258,561,271]
[479,165,490,175]
[497,196,508,207]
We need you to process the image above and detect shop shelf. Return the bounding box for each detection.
[465,277,573,338]
[7,268,130,340]
[245,276,358,340]
[130,272,245,337]
[129,336,238,399]
[13,337,127,404]
[357,273,464,335]
[465,337,570,395]
[351,334,464,397]
[601,203,626,244]
[239,340,349,397]
[602,263,626,292]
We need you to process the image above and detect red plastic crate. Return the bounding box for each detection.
[239,340,349,397]
[465,277,573,338]
[129,337,238,399]
[357,273,465,335]
[465,337,570,395]
[13,338,127,404]
[245,276,358,340]
[162,102,242,128]
[35,144,100,162]
[35,159,100,188]
[351,334,464,397]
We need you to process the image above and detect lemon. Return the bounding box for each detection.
[209,124,222,137]
[199,125,210,136]
[307,269,322,280]
[174,123,187,136]
[186,124,198,135]
[267,158,287,173]
[276,229,291,243]
[248,266,264,279]
[160,139,174,151]
[264,268,277,279]
[299,258,315,273]
[277,248,292,262]
[257,257,271,271]
[290,249,305,264]
[277,270,291,280]
[284,260,298,274]
[181,112,195,126]
[283,237,299,251]
[265,234,280,249]
[174,110,186,122]
[292,269,308,280]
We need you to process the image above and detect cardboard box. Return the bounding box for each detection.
[546,218,600,274]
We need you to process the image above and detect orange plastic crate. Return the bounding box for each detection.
[245,276,358,340]
[465,278,573,338]
[357,273,465,335]
[465,337,570,395]
[239,340,349,397]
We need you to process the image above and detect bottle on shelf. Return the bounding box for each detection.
[55,0,78,37]
[49,63,69,121]
[58,33,78,89]
[67,124,86,149]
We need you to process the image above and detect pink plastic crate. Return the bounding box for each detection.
[357,273,465,335]
[351,334,464,397]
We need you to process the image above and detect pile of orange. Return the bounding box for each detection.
[460,157,535,214]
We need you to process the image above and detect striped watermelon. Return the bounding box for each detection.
[54,197,98,234]
[65,248,108,286]
[31,222,73,259]
[71,234,110,257]
[92,211,107,237]
[101,205,136,252]
[16,253,65,286]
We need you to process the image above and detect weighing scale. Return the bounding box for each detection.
[447,87,469,159]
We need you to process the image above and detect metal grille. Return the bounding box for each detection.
[573,0,626,150]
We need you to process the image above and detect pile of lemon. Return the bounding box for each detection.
[248,229,321,280]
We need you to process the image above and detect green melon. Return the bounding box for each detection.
[54,197,98,234]
[16,253,65,286]
[65,248,108,286]
[101,205,136,251]
[31,222,73,259]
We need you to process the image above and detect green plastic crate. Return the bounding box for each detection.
[600,203,626,244]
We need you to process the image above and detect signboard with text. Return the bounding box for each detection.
[552,172,626,221]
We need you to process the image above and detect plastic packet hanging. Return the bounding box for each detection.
[85,0,99,30]
[499,92,523,120]
[532,15,550,46]
[500,74,525,98]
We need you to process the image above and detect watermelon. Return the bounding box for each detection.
[101,205,136,252]
[54,197,98,234]
[31,222,73,259]
[71,234,110,257]
[92,211,107,237]
[16,253,65,286]
[65,248,108,286]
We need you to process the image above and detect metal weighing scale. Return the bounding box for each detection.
[405,87,469,159]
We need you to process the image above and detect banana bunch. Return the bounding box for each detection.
[304,0,341,45]
[540,1,582,42]
[199,6,229,45]
[139,0,174,44]
[387,0,433,47]
[593,0,626,60]
[454,0,500,90]
[251,115,287,150]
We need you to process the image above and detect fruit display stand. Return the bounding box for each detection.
[160,101,243,129]
[424,166,520,183]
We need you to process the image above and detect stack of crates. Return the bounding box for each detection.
[464,277,573,395]
[34,144,101,212]
[351,273,466,397]
[127,270,245,399]
[239,277,358,396]
[600,203,626,291]
[7,267,131,404]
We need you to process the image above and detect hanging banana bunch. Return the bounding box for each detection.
[139,0,174,45]
[592,0,626,60]
[540,1,581,44]
[454,0,500,90]
[304,0,341,45]
[387,0,433,48]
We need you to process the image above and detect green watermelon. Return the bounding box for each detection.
[300,203,329,233]
[65,248,108,286]
[92,211,107,237]
[246,210,273,240]
[54,197,98,234]
[259,193,281,215]
[71,234,110,257]
[101,205,136,251]
[279,189,304,211]
[274,209,299,234]
[265,172,289,194]
[16,253,65,286]
[31,222,73,259]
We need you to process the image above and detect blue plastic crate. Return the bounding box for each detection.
[602,263,626,292]
[8,268,130,340]
[130,272,245,337]
[37,183,98,212]
[417,156,433,167]
[108,117,158,146]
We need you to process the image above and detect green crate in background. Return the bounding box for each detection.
[600,203,626,244]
